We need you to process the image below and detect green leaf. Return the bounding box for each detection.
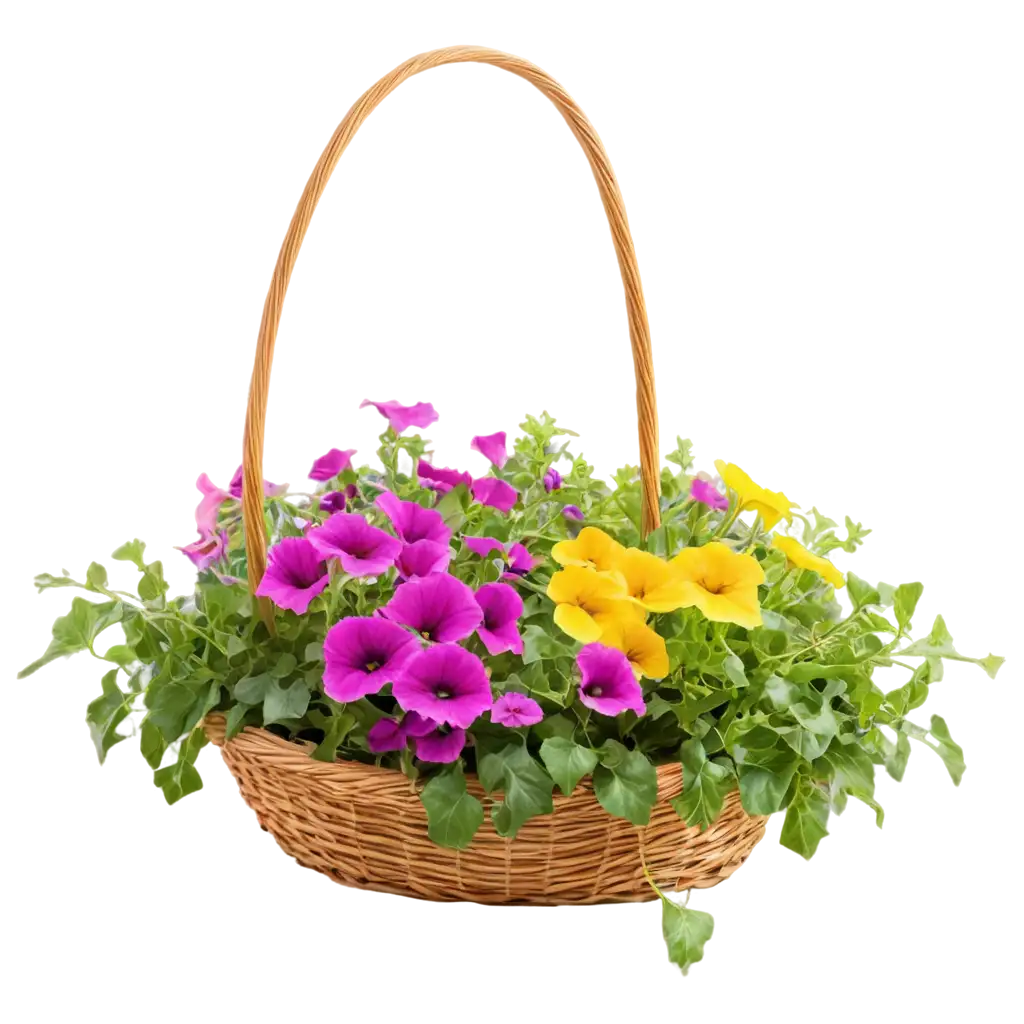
[234,672,272,704]
[780,777,830,859]
[224,703,253,740]
[85,562,109,591]
[593,740,658,826]
[86,669,133,763]
[146,681,201,742]
[884,730,912,782]
[671,738,734,831]
[901,614,1004,679]
[735,744,800,816]
[893,582,924,633]
[33,572,81,591]
[269,653,298,678]
[660,896,715,976]
[153,729,207,805]
[19,597,124,677]
[539,737,598,795]
[140,720,167,769]
[112,539,147,568]
[138,561,168,603]
[419,764,484,850]
[311,711,356,762]
[929,715,965,785]
[102,644,137,667]
[722,653,748,688]
[480,744,555,837]
[846,572,881,610]
[521,624,576,665]
[263,680,310,724]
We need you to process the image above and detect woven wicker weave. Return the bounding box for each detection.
[214,46,768,903]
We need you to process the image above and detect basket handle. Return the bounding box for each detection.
[242,45,661,595]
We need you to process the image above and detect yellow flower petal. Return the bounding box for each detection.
[715,460,797,529]
[602,619,669,679]
[773,535,845,589]
[553,603,604,644]
[551,527,626,573]
[547,564,628,606]
[616,548,692,613]
[671,542,765,629]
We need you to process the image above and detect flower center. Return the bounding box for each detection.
[698,576,726,595]
[587,684,604,697]
[364,660,380,673]
[434,685,453,699]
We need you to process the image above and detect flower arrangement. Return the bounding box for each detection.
[22,399,1003,973]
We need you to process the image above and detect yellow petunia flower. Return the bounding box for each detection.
[601,619,670,679]
[616,547,694,613]
[546,565,642,643]
[551,527,627,574]
[670,541,766,630]
[773,535,845,589]
[714,459,797,531]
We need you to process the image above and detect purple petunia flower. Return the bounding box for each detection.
[417,460,473,494]
[576,643,646,717]
[319,485,357,515]
[322,616,419,702]
[366,710,435,754]
[254,536,330,614]
[176,530,227,571]
[228,465,288,501]
[382,572,482,643]
[361,399,439,435]
[308,447,356,481]
[412,722,467,762]
[503,542,535,579]
[462,535,505,558]
[472,477,518,513]
[195,473,230,534]
[470,431,508,469]
[562,505,585,521]
[474,582,524,655]
[396,539,451,580]
[492,692,545,728]
[393,643,492,728]
[376,491,451,547]
[690,476,728,511]
[306,513,401,576]
[543,467,563,492]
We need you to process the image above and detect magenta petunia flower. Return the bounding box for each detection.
[503,542,535,579]
[177,530,227,571]
[195,473,230,534]
[473,477,518,513]
[228,465,287,500]
[690,476,728,511]
[367,716,407,753]
[393,643,492,728]
[306,513,401,576]
[418,460,472,493]
[492,692,544,728]
[361,399,439,435]
[576,643,646,717]
[322,616,419,702]
[396,539,451,580]
[319,485,357,515]
[470,431,508,469]
[462,535,505,558]
[474,582,524,655]
[376,491,451,547]
[308,447,356,481]
[412,722,467,762]
[543,467,563,492]
[254,536,330,614]
[562,505,585,521]
[382,572,482,642]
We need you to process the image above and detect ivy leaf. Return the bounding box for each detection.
[85,562,109,592]
[735,744,800,816]
[893,582,924,633]
[846,572,881,610]
[901,615,1004,679]
[33,571,81,591]
[780,777,830,859]
[103,644,137,667]
[19,597,124,677]
[224,703,254,740]
[722,654,748,689]
[311,711,356,762]
[929,715,965,785]
[140,720,167,769]
[671,738,734,831]
[234,672,272,704]
[112,539,147,568]
[521,625,576,665]
[86,669,133,763]
[884,730,912,782]
[419,763,484,850]
[146,682,202,742]
[153,729,207,805]
[263,680,310,725]
[539,737,598,795]
[660,896,715,976]
[269,653,298,679]
[483,744,555,838]
[593,740,658,826]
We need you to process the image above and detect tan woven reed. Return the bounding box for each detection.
[206,715,766,905]
[217,47,766,903]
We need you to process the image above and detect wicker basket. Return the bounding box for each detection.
[214,45,768,905]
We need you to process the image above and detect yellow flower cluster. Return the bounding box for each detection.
[715,460,797,531]
[545,528,767,677]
